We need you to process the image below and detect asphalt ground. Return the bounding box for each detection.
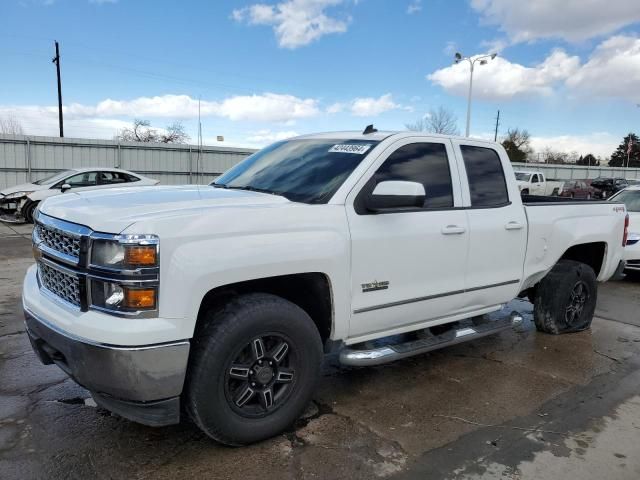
[1,222,640,479]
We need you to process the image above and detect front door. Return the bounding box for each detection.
[346,138,469,340]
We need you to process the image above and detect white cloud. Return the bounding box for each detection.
[245,129,299,145]
[62,93,320,123]
[407,0,421,15]
[232,0,350,49]
[429,35,640,103]
[428,50,580,100]
[350,94,400,116]
[529,133,618,158]
[470,0,640,44]
[566,35,640,102]
[215,93,319,122]
[0,105,130,138]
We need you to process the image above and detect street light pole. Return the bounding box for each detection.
[466,61,474,138]
[454,52,497,137]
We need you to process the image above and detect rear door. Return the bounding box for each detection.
[452,141,527,310]
[346,137,468,339]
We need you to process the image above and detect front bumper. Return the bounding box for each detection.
[25,308,190,426]
[0,196,26,223]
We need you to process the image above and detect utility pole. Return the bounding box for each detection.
[52,41,64,138]
[493,109,500,142]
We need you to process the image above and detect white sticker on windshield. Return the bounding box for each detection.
[328,144,372,154]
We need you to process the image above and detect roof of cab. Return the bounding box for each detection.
[292,130,503,145]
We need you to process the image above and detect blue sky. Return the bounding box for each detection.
[1,0,640,157]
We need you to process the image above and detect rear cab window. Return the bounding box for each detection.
[459,145,510,207]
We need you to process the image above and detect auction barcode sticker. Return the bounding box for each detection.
[328,144,372,154]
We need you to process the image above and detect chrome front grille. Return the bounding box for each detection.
[35,222,81,261]
[38,262,81,307]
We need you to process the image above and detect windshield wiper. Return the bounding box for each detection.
[226,185,283,196]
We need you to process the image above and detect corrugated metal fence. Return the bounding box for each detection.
[2,134,640,190]
[0,134,256,190]
[511,162,640,181]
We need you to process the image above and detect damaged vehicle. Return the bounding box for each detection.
[24,130,628,446]
[0,167,159,223]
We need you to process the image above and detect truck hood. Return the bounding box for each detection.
[0,182,48,196]
[39,185,290,233]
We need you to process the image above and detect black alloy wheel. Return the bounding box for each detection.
[225,334,296,417]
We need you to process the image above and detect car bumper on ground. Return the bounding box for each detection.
[24,307,190,427]
[623,238,640,272]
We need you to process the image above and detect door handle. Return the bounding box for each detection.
[505,221,525,230]
[441,225,466,235]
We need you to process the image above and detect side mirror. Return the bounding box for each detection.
[366,181,426,212]
[60,183,71,193]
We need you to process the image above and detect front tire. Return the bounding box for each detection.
[186,293,323,445]
[533,260,597,334]
[22,201,39,223]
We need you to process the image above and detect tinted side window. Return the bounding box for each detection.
[531,174,539,183]
[460,146,509,207]
[374,142,453,209]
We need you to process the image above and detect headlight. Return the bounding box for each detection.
[4,191,34,199]
[91,235,159,269]
[90,280,157,312]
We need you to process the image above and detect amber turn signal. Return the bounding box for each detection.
[124,288,156,309]
[124,245,157,266]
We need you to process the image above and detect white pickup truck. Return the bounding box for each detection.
[514,170,564,196]
[23,130,628,445]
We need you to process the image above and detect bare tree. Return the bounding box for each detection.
[115,119,190,144]
[159,122,190,144]
[0,116,24,135]
[406,106,460,135]
[501,128,532,163]
[541,148,568,165]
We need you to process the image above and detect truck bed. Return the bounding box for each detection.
[521,197,626,290]
[521,194,614,205]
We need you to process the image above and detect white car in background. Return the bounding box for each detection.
[609,186,640,276]
[0,167,159,223]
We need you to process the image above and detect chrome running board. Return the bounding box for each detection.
[339,313,523,367]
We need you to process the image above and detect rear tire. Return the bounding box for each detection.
[186,293,323,446]
[533,260,597,334]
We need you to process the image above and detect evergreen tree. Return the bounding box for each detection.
[609,133,640,167]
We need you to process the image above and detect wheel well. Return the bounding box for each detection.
[559,242,606,277]
[195,273,333,342]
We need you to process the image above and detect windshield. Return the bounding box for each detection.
[33,170,77,185]
[515,172,531,181]
[610,189,640,212]
[213,139,380,204]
